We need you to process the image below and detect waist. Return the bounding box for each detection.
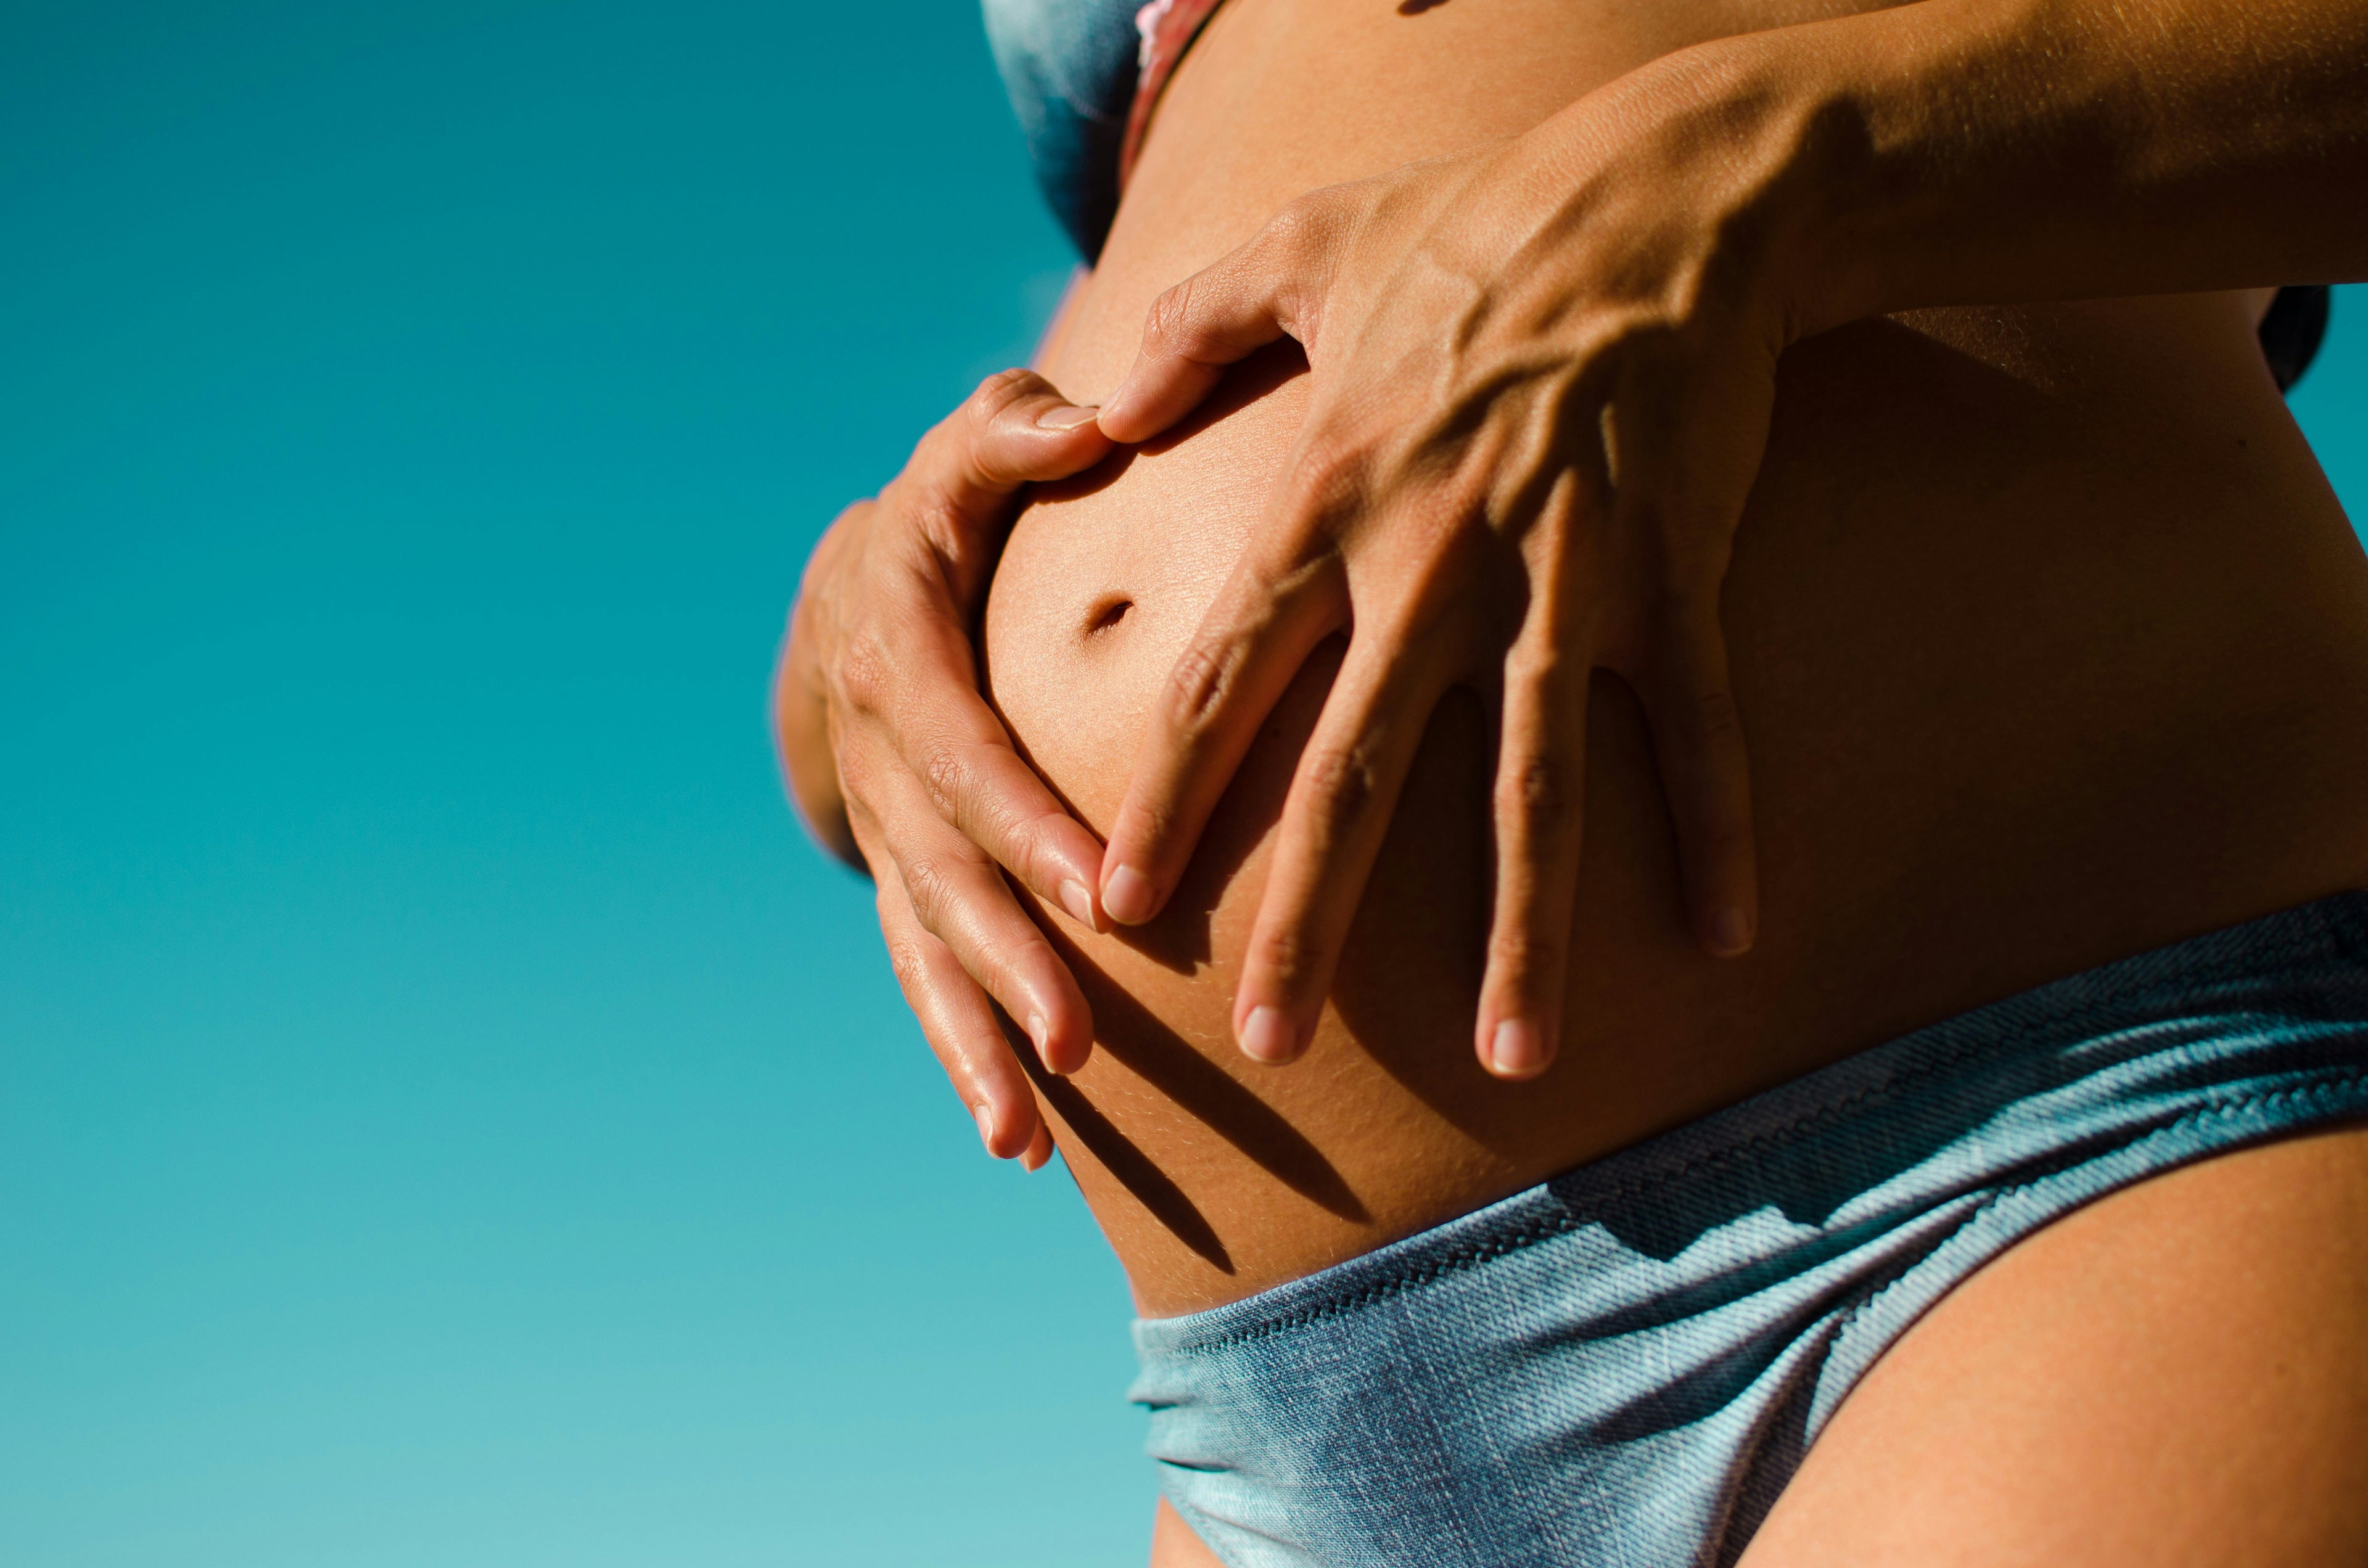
[986,0,2368,1316]
[990,298,2368,1311]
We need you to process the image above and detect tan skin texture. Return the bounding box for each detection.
[1072,0,2368,1085]
[779,0,2368,1150]
[939,0,2368,1560]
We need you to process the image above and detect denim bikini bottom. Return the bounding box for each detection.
[1130,892,2368,1568]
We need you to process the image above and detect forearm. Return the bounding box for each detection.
[1671,0,2368,332]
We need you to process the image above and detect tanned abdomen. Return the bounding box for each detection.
[979,0,2368,1317]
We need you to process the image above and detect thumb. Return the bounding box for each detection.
[1097,200,1330,442]
[900,368,1117,530]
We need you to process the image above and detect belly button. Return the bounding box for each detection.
[1083,594,1135,638]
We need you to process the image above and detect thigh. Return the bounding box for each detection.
[1150,1497,1227,1568]
[1741,1125,2368,1568]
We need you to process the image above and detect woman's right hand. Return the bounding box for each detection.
[776,369,1115,1168]
[1088,72,1789,1083]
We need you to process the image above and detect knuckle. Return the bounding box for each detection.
[919,744,971,819]
[963,367,1037,427]
[1589,301,1687,367]
[1287,457,1385,548]
[831,741,878,807]
[1690,686,1742,743]
[1003,807,1069,885]
[1162,639,1237,735]
[897,477,971,555]
[1292,437,1365,511]
[879,920,932,993]
[1249,924,1320,990]
[1263,195,1324,258]
[884,946,927,997]
[836,632,895,716]
[1498,753,1575,825]
[1302,745,1381,832]
[898,854,965,931]
[1141,278,1203,356]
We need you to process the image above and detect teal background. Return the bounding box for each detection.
[2,4,1129,1566]
[1,3,2362,1565]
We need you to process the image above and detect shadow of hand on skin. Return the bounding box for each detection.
[1043,929,1373,1238]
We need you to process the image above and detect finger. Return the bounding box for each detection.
[1098,199,1333,443]
[882,607,1109,930]
[868,839,1045,1161]
[897,367,1117,542]
[1231,614,1459,1065]
[1635,597,1758,958]
[1098,533,1351,928]
[1601,358,1764,959]
[1473,532,1594,1080]
[865,761,1098,1075]
[1019,1117,1056,1173]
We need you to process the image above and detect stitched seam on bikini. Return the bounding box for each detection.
[1157,1069,2368,1355]
[1555,942,2368,1250]
[1600,993,2358,1231]
[1156,905,2366,1350]
[1167,1071,2368,1353]
[1838,1181,2020,1329]
[1830,1075,2368,1339]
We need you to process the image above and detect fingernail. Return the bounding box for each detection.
[1036,403,1101,431]
[1026,1011,1052,1065]
[1239,1005,1297,1064]
[1103,864,1156,926]
[974,1104,998,1154]
[1021,1139,1051,1173]
[1058,878,1097,930]
[1709,906,1754,957]
[1490,1019,1547,1078]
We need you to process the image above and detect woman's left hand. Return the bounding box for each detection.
[1090,47,1822,1080]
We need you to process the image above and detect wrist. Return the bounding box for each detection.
[1692,0,2319,329]
[1534,23,1890,349]
[1655,20,1916,343]
[1763,0,2035,333]
[1625,0,2049,340]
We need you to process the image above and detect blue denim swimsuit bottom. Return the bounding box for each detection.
[1130,894,2368,1568]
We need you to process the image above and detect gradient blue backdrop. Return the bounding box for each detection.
[3,4,2363,1564]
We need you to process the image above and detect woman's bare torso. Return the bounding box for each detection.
[979,0,2368,1317]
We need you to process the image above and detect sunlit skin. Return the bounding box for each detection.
[776,0,2368,1560]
